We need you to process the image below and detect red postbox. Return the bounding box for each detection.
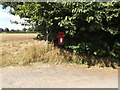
[58,32,64,45]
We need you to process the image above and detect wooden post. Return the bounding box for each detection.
[46,30,48,49]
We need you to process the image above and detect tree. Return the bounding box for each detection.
[4,28,9,32]
[0,28,4,32]
[1,2,120,65]
[22,28,27,32]
[11,29,15,32]
[27,28,33,31]
[17,29,20,32]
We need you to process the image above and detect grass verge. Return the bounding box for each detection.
[1,41,119,68]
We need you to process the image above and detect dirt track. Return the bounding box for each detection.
[0,34,118,88]
[2,63,118,88]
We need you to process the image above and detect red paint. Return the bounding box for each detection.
[58,32,64,45]
[58,32,64,34]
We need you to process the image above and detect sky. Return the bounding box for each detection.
[0,5,27,30]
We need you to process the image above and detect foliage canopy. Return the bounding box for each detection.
[1,2,120,65]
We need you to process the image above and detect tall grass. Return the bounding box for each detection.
[1,41,83,67]
[1,40,117,67]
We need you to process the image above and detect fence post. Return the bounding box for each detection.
[46,30,49,49]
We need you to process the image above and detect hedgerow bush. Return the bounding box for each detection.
[2,2,120,67]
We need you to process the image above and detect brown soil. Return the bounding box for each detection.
[1,63,118,88]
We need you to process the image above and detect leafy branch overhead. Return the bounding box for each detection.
[1,2,120,62]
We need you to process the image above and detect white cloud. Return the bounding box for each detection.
[0,11,24,22]
[5,23,25,30]
[0,9,28,30]
[0,11,19,20]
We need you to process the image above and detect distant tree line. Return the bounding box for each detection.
[0,27,36,33]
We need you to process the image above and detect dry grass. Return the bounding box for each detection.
[1,34,82,67]
[1,34,117,67]
[1,39,115,67]
[1,39,84,67]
